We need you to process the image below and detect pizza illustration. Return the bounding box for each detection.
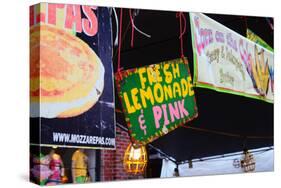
[30,24,104,118]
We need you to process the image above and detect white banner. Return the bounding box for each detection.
[161,147,274,178]
[190,13,274,103]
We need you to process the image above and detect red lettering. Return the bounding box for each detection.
[65,5,82,33]
[48,4,65,25]
[82,6,98,36]
[30,3,99,37]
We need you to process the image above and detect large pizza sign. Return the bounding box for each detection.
[30,3,116,149]
[116,58,198,145]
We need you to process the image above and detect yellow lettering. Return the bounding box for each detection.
[188,76,194,96]
[163,85,173,100]
[172,64,180,78]
[138,68,147,89]
[163,63,172,84]
[154,83,164,103]
[140,87,154,108]
[155,64,163,82]
[131,88,141,111]
[173,82,182,97]
[147,67,155,85]
[123,92,135,114]
[123,63,193,114]
[180,78,188,97]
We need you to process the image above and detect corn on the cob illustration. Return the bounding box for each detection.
[249,45,270,96]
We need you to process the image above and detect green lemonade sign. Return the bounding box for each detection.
[116,58,198,145]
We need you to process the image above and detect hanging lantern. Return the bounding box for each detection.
[123,143,148,174]
[241,150,255,172]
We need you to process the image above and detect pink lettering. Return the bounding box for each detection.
[82,6,98,36]
[153,106,162,129]
[178,99,189,118]
[168,102,180,123]
[65,5,82,33]
[161,104,170,126]
[48,4,65,25]
[194,17,214,56]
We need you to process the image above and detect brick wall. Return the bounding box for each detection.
[100,126,144,181]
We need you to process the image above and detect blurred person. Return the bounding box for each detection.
[46,149,65,185]
[72,149,89,183]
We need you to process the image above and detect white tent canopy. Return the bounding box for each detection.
[160,147,273,178]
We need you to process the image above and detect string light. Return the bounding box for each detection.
[123,143,148,174]
[241,150,255,172]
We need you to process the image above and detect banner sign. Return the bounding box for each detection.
[30,3,116,149]
[116,58,198,145]
[247,29,273,52]
[190,13,274,103]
